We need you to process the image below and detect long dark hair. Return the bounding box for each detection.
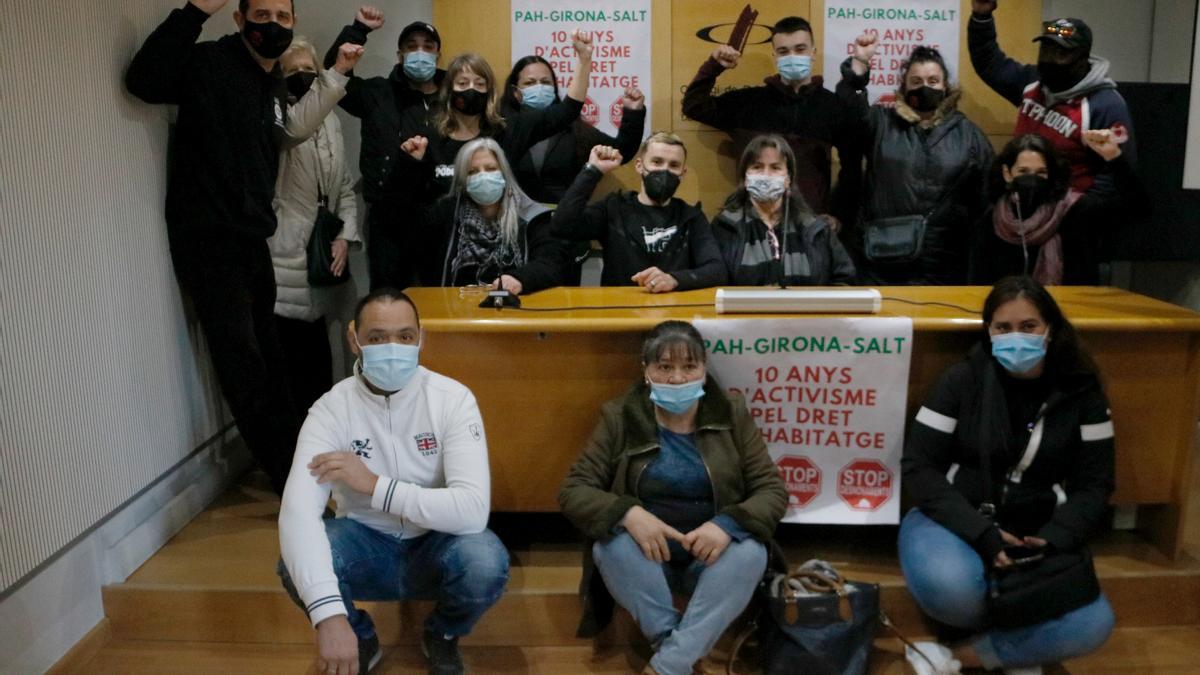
[722,134,813,219]
[500,55,560,115]
[981,276,1099,379]
[987,134,1071,203]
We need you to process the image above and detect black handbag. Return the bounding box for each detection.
[862,165,973,264]
[729,560,879,675]
[976,377,1101,629]
[306,142,351,288]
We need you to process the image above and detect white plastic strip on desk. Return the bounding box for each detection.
[715,288,883,314]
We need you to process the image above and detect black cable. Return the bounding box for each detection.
[881,296,981,314]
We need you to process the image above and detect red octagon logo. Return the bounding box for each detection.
[837,459,893,511]
[776,455,821,510]
[609,98,624,128]
[581,96,599,127]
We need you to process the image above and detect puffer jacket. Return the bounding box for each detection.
[711,201,857,286]
[838,60,993,284]
[558,377,788,636]
[269,112,361,321]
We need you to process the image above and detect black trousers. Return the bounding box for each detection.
[274,315,332,420]
[172,232,300,494]
[366,202,415,291]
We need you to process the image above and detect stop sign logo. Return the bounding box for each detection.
[581,97,599,127]
[776,455,821,510]
[837,459,893,511]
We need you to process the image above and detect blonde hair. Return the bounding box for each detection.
[638,131,688,160]
[433,53,506,137]
[280,37,319,74]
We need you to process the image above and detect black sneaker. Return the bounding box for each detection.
[358,633,382,673]
[421,629,465,674]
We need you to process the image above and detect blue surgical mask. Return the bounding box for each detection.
[403,50,437,82]
[776,54,813,82]
[466,171,506,206]
[991,332,1048,375]
[358,339,421,392]
[649,380,706,415]
[520,83,556,110]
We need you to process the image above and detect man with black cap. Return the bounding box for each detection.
[968,1,1136,196]
[324,6,447,290]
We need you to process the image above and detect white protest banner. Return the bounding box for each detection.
[694,318,913,524]
[822,0,961,105]
[512,1,651,138]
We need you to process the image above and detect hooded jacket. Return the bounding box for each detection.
[551,166,727,289]
[837,60,993,284]
[558,377,788,635]
[323,20,447,205]
[269,110,362,321]
[968,14,1138,195]
[682,57,863,226]
[711,201,857,286]
[902,344,1115,561]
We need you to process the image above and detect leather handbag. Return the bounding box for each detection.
[729,560,879,675]
[306,140,351,288]
[862,166,973,264]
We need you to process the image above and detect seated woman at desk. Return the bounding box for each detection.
[899,275,1115,674]
[559,320,786,675]
[399,136,569,294]
[711,134,857,286]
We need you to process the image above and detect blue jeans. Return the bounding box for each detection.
[277,518,510,639]
[898,509,1114,669]
[592,531,766,675]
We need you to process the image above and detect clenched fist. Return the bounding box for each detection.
[588,145,622,174]
[189,0,229,15]
[356,5,385,30]
[333,43,365,75]
[572,29,594,64]
[972,1,998,16]
[622,86,645,111]
[1083,129,1123,162]
[401,135,429,160]
[712,45,741,70]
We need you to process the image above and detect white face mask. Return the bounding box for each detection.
[745,173,788,203]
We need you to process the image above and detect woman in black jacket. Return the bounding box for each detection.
[405,137,568,293]
[898,276,1115,673]
[838,40,993,285]
[970,132,1146,286]
[711,134,856,286]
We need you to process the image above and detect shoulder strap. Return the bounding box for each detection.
[924,161,976,219]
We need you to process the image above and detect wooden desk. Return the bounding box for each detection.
[407,287,1200,558]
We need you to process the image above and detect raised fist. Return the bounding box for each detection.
[853,31,878,65]
[333,43,365,75]
[622,87,645,111]
[588,145,622,174]
[572,29,594,63]
[972,1,998,16]
[401,135,429,161]
[356,6,385,31]
[189,0,229,15]
[712,45,741,70]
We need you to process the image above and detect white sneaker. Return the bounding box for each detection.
[905,641,962,675]
[1004,668,1044,675]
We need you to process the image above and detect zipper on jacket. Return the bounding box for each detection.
[384,394,405,534]
[629,444,658,500]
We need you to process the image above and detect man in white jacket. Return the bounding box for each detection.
[277,288,509,675]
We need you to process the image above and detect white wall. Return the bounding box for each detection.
[0,0,431,671]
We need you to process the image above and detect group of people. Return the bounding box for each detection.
[125,1,1129,673]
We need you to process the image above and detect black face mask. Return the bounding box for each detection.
[1037,57,1089,93]
[905,86,946,113]
[450,88,489,116]
[1009,174,1054,216]
[243,19,294,60]
[286,71,317,99]
[642,170,681,203]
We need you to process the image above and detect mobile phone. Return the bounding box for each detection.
[1003,545,1045,565]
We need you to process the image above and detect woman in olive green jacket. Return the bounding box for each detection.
[558,321,787,675]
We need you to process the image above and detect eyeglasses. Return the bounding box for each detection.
[1042,22,1077,38]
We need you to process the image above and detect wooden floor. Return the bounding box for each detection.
[58,453,1200,674]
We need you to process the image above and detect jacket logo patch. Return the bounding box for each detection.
[274,100,285,128]
[350,438,373,459]
[469,423,482,441]
[414,432,440,456]
[434,164,455,179]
